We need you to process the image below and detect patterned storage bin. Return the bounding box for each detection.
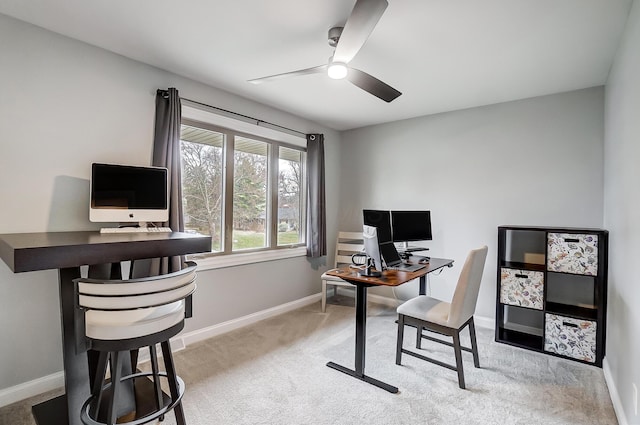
[544,313,596,363]
[547,233,598,276]
[500,268,544,310]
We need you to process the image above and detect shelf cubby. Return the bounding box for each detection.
[497,327,543,351]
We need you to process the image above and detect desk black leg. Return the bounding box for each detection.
[326,284,398,393]
[32,267,88,425]
[419,275,426,296]
[354,283,366,376]
[60,267,90,425]
[32,267,136,425]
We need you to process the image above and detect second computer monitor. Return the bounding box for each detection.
[391,210,432,243]
[362,209,392,243]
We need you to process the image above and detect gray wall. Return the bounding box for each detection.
[604,0,640,422]
[338,87,605,319]
[0,14,340,391]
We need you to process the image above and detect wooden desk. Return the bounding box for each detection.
[0,231,212,425]
[324,257,454,393]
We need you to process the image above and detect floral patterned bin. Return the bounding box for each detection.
[544,313,596,363]
[500,268,544,310]
[547,233,598,276]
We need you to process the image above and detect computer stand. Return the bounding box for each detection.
[398,244,429,260]
[400,245,429,254]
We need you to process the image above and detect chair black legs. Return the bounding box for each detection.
[468,318,480,368]
[396,315,405,365]
[395,315,480,389]
[81,343,186,425]
[107,351,126,425]
[451,332,465,389]
[161,341,186,425]
[149,344,165,422]
[89,351,109,419]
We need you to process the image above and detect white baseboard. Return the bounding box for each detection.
[178,293,321,347]
[0,293,321,408]
[333,287,402,309]
[0,372,64,408]
[473,315,495,330]
[367,292,402,308]
[603,357,627,425]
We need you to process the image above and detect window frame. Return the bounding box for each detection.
[180,116,308,269]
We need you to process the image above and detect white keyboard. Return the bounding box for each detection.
[100,227,173,234]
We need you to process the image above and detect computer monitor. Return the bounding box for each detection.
[362,225,383,274]
[362,209,392,243]
[391,210,432,248]
[89,163,169,223]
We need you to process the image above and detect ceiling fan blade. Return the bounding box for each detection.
[333,0,388,64]
[248,65,327,84]
[347,68,401,102]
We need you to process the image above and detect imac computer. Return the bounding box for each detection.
[362,209,392,243]
[90,163,169,225]
[362,225,383,277]
[391,210,432,252]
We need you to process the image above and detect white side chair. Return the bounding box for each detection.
[395,246,488,389]
[320,231,364,312]
[75,261,198,425]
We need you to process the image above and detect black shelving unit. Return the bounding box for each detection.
[495,225,608,367]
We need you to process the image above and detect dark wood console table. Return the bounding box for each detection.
[0,231,212,425]
[324,257,454,393]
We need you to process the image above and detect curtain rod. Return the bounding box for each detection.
[158,90,308,138]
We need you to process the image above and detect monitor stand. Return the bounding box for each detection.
[358,266,381,277]
[398,242,429,256]
[357,260,381,277]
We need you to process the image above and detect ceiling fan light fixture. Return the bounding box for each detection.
[327,62,348,79]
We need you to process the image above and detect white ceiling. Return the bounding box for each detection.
[0,0,633,130]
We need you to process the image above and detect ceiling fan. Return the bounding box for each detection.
[248,0,401,103]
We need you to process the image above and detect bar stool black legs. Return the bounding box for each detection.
[80,341,186,425]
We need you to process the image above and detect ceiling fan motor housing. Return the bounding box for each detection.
[328,26,343,47]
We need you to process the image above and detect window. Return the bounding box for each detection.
[179,118,306,258]
[277,147,304,246]
[233,136,268,250]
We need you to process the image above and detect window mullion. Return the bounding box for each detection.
[269,144,279,248]
[223,132,235,253]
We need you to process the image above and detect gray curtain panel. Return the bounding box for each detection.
[153,88,185,273]
[305,134,327,257]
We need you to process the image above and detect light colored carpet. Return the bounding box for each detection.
[0,296,618,424]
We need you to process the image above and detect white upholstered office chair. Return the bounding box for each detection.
[395,246,488,389]
[75,261,198,425]
[320,231,364,312]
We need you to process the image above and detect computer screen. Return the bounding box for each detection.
[362,209,392,243]
[379,241,402,267]
[89,163,169,223]
[391,210,432,242]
